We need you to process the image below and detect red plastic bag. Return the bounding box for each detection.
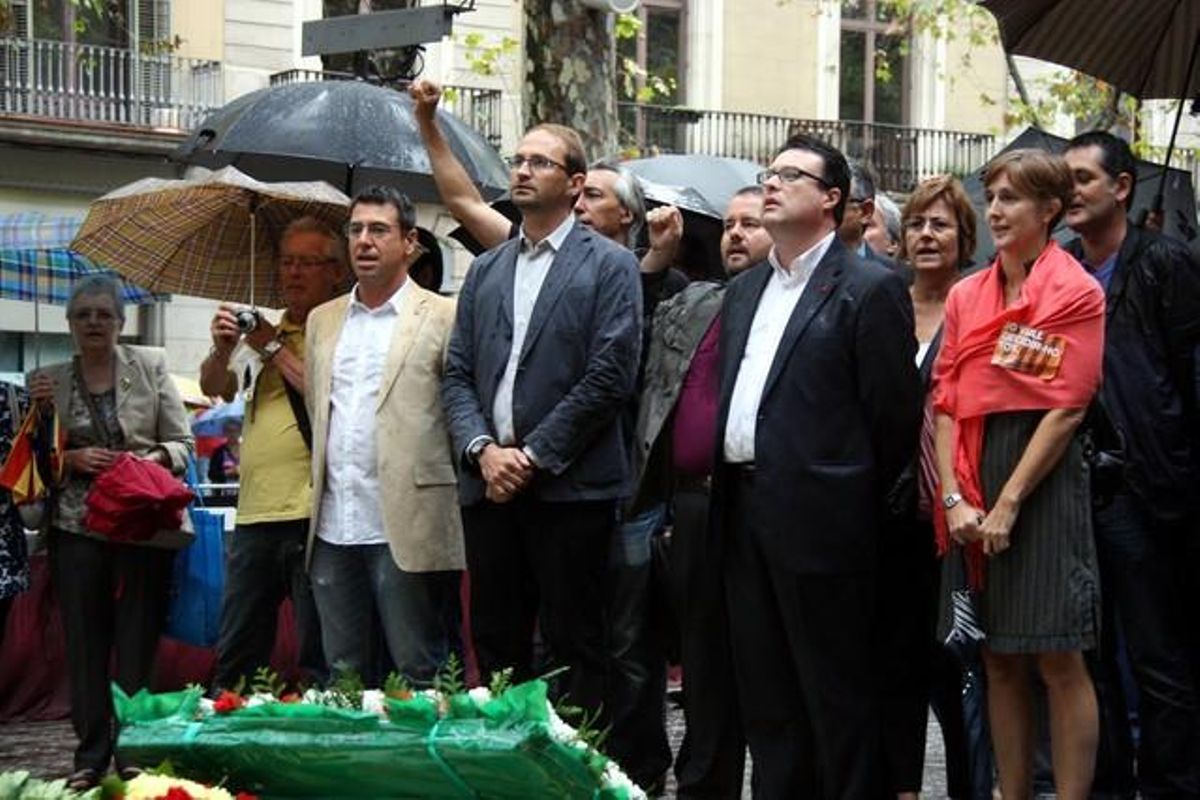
[84,453,193,544]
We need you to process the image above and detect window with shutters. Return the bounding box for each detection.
[839,0,910,125]
[0,0,175,124]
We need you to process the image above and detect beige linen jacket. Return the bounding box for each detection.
[39,344,194,473]
[304,284,465,573]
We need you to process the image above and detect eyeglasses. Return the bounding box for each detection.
[279,255,336,269]
[756,167,830,188]
[69,308,118,323]
[903,217,956,234]
[344,222,400,240]
[505,154,569,173]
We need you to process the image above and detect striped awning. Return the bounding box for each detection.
[0,212,163,305]
[981,0,1200,100]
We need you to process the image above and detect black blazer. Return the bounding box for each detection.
[442,221,644,505]
[712,237,922,574]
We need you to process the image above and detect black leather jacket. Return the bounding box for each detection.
[1067,225,1200,523]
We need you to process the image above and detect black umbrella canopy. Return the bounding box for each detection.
[981,0,1200,100]
[961,127,1197,266]
[623,155,762,219]
[173,81,509,205]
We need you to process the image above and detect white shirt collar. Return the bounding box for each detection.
[348,277,409,316]
[519,213,576,253]
[767,229,836,287]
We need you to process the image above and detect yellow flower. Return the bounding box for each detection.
[124,773,236,800]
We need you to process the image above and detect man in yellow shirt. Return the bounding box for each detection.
[200,217,347,690]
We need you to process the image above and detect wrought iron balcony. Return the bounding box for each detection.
[269,68,502,150]
[0,37,222,131]
[619,102,999,193]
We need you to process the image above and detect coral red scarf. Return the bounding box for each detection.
[931,240,1104,586]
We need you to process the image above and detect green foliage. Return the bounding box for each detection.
[553,696,611,760]
[432,652,465,697]
[0,771,102,799]
[614,12,641,40]
[326,663,366,709]
[250,666,287,698]
[487,666,514,697]
[456,32,517,78]
[383,670,413,699]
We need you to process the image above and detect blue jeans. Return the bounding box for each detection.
[309,539,462,687]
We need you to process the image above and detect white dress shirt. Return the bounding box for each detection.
[491,213,576,446]
[723,230,836,463]
[317,280,409,546]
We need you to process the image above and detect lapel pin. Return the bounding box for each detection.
[120,376,132,391]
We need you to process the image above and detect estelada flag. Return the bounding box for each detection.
[0,401,65,505]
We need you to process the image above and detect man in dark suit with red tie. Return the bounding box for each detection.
[711,134,921,798]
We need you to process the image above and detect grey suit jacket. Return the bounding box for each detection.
[37,344,194,474]
[629,280,723,512]
[442,221,643,505]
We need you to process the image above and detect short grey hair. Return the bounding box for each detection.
[279,215,348,272]
[848,160,878,203]
[589,160,646,249]
[875,192,902,245]
[66,274,125,323]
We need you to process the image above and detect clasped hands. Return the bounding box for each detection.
[946,496,1018,556]
[478,444,534,504]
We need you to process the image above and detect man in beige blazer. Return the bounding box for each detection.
[304,186,464,686]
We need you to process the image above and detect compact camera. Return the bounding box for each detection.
[235,308,261,333]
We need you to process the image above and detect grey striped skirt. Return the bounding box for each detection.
[947,410,1100,654]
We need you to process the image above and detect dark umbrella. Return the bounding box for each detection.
[963,127,1197,264]
[447,177,728,279]
[622,155,762,219]
[173,80,509,204]
[981,0,1200,218]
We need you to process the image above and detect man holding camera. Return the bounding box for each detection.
[201,216,347,691]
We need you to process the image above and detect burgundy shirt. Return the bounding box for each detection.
[672,315,721,476]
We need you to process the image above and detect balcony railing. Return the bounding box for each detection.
[620,102,999,193]
[269,69,503,149]
[0,37,223,131]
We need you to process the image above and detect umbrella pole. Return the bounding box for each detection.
[33,294,41,370]
[1151,31,1200,222]
[249,204,257,309]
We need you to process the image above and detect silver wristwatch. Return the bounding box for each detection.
[942,492,963,510]
[260,339,284,361]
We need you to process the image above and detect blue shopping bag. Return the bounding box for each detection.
[164,459,226,647]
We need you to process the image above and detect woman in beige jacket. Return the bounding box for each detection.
[27,274,192,791]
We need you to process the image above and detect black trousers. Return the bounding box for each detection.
[1090,493,1200,797]
[723,470,885,800]
[462,496,615,721]
[212,519,326,691]
[48,529,173,773]
[605,503,672,791]
[671,483,746,799]
[876,515,938,793]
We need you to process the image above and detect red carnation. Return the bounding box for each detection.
[158,788,196,800]
[212,690,246,714]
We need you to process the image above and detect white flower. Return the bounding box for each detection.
[245,692,275,707]
[468,686,492,705]
[361,689,386,716]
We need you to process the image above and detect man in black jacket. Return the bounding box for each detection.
[712,134,920,797]
[1064,130,1200,797]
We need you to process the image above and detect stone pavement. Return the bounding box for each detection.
[0,704,954,797]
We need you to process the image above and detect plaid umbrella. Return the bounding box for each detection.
[71,166,351,307]
[0,212,162,305]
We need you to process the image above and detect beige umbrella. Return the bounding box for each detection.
[72,166,350,307]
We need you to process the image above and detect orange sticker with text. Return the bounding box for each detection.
[991,322,1065,381]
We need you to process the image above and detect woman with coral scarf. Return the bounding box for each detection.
[931,149,1104,800]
